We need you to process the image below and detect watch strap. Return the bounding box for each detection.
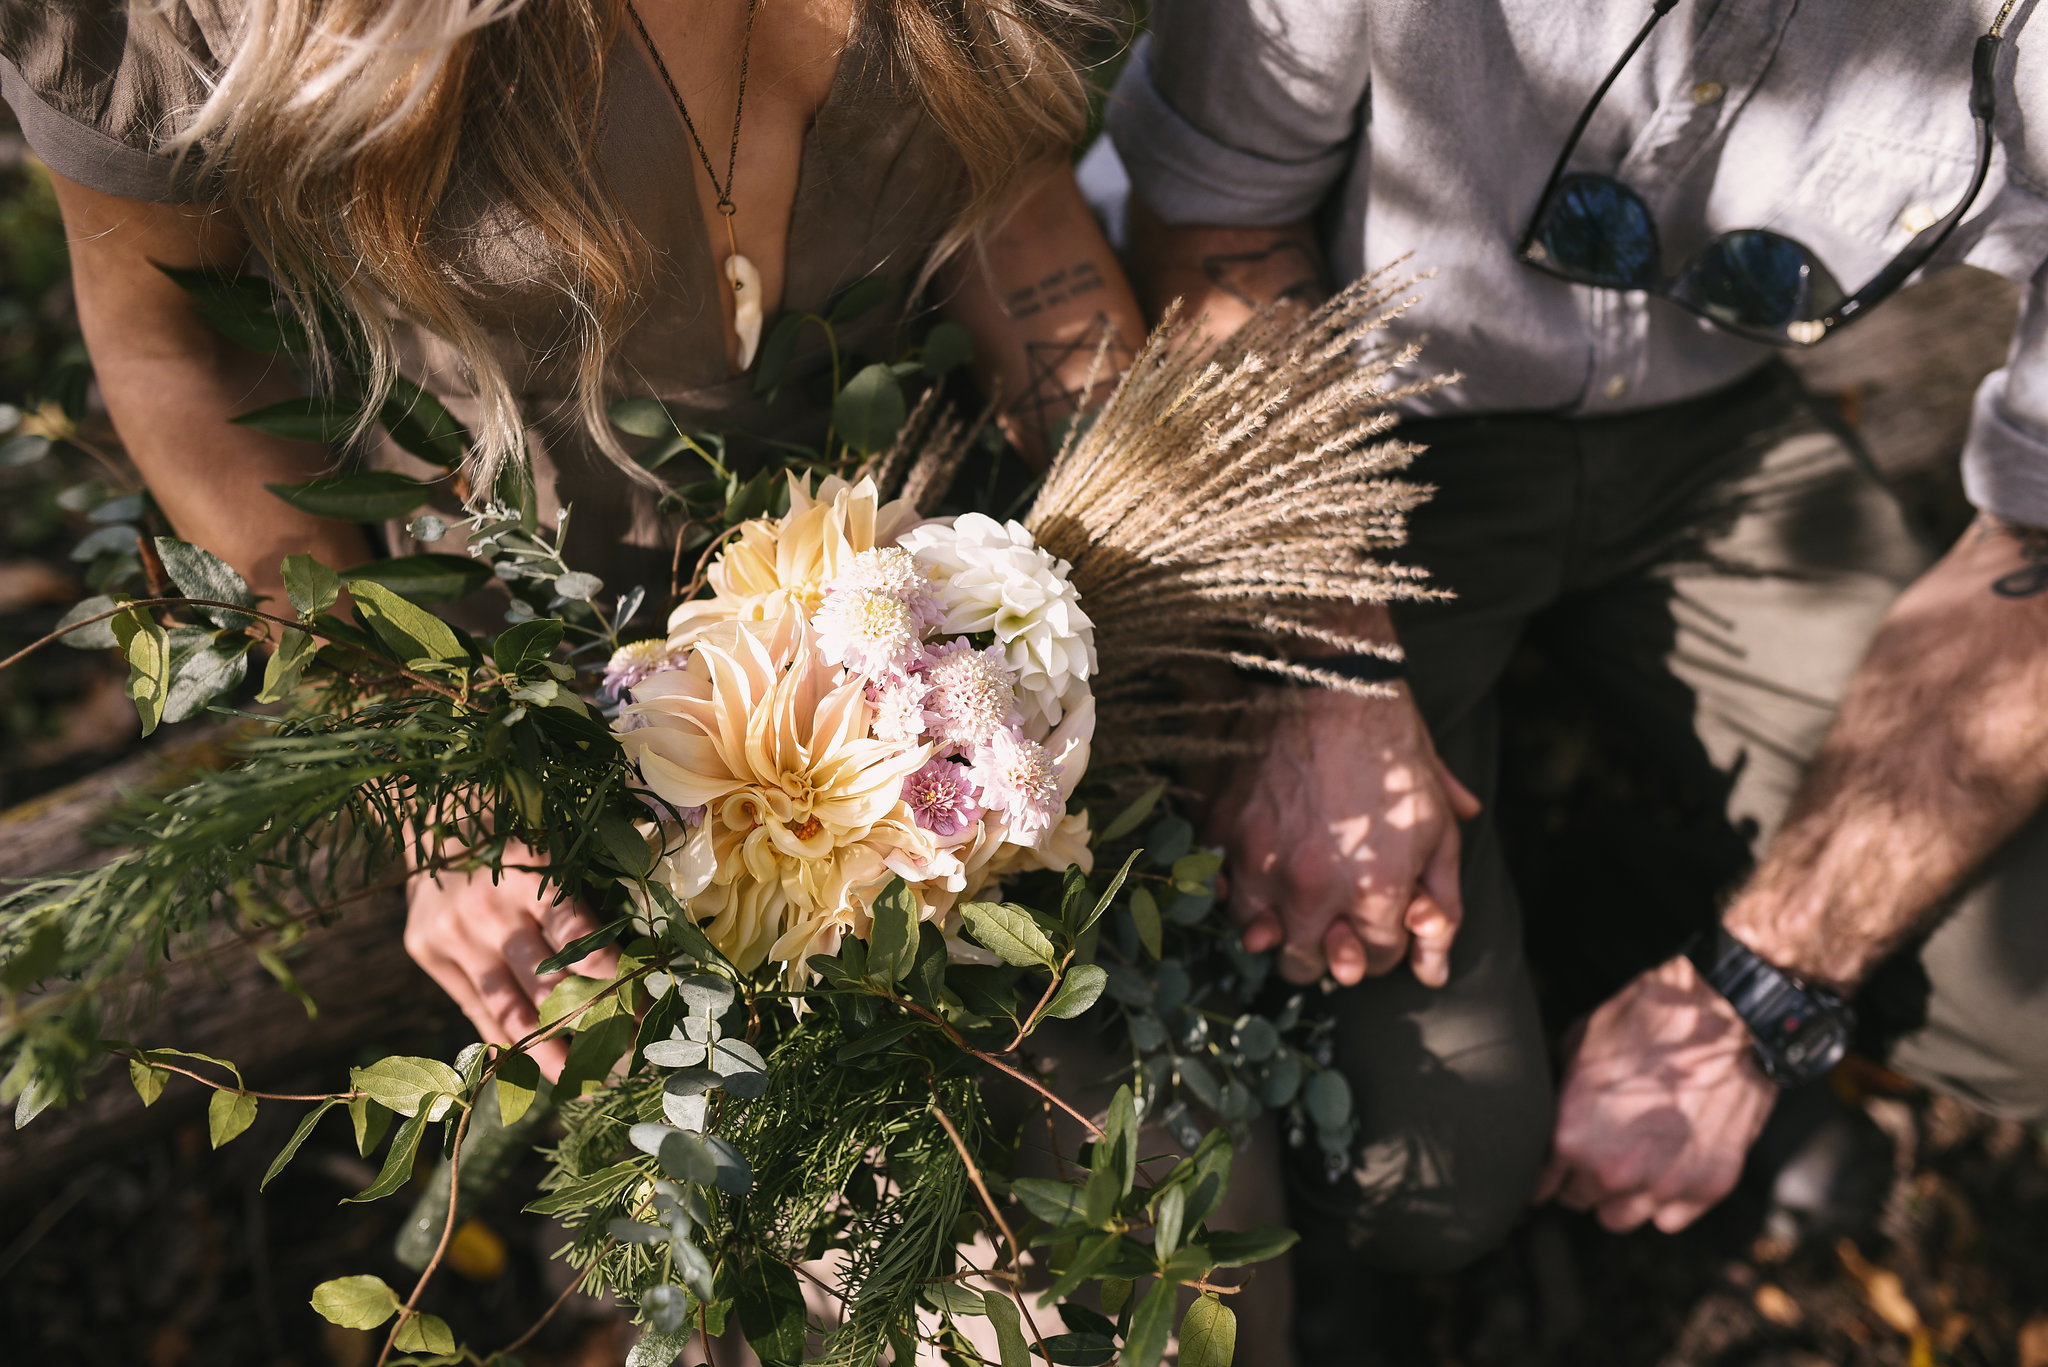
[1684,926,1855,1086]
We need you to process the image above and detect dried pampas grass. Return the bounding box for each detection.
[1021,263,1448,762]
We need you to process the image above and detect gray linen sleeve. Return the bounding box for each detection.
[1107,0,1373,227]
[1961,264,2048,529]
[0,53,194,203]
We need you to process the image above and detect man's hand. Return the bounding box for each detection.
[1538,954,1777,1232]
[1126,203,1327,337]
[403,849,620,1081]
[1214,686,1480,986]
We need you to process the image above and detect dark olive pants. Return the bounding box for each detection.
[1294,363,2048,1280]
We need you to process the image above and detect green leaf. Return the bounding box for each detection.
[378,378,467,468]
[523,1160,641,1216]
[557,1011,635,1097]
[128,1057,168,1107]
[154,536,254,629]
[1121,1278,1177,1367]
[1303,1069,1353,1131]
[1043,964,1107,1020]
[1101,781,1168,842]
[1059,864,1091,931]
[827,274,892,324]
[350,1095,394,1156]
[609,397,678,438]
[835,1020,921,1062]
[1099,1278,1133,1318]
[258,627,319,703]
[349,578,467,665]
[537,974,610,1028]
[392,1311,457,1355]
[832,362,906,455]
[1161,1244,1214,1284]
[263,1098,342,1190]
[752,312,806,397]
[985,1287,1028,1367]
[1171,851,1224,887]
[1011,1178,1087,1227]
[596,811,656,879]
[111,607,169,737]
[734,1256,807,1367]
[230,394,360,443]
[309,1274,401,1330]
[865,876,919,986]
[54,594,120,650]
[345,1105,432,1202]
[267,471,437,522]
[626,1326,693,1367]
[1177,1294,1236,1367]
[1153,1183,1186,1259]
[158,264,310,354]
[923,1282,987,1318]
[920,320,974,376]
[208,1089,257,1148]
[537,916,629,976]
[1202,1226,1300,1268]
[348,1056,465,1120]
[905,922,948,1011]
[493,618,565,674]
[282,554,342,619]
[162,628,251,724]
[1104,1085,1139,1196]
[1129,887,1163,960]
[1036,1231,1119,1308]
[959,901,1056,969]
[1077,851,1141,939]
[341,555,490,605]
[2,919,65,991]
[494,1050,542,1126]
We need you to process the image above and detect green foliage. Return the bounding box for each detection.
[310,1275,402,1330]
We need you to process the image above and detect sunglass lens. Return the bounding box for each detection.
[1530,174,1660,287]
[1676,230,1846,338]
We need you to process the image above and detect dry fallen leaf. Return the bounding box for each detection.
[1837,1237,1925,1336]
[1754,1283,1802,1328]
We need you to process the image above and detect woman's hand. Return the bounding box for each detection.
[403,848,621,1081]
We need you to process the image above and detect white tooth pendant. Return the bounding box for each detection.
[726,253,762,371]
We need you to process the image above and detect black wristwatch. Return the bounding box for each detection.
[1683,926,1855,1086]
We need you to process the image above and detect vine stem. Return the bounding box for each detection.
[108,1052,362,1104]
[0,596,468,702]
[895,998,1104,1140]
[927,1093,1055,1366]
[377,1077,479,1367]
[1003,950,1074,1053]
[497,1236,617,1357]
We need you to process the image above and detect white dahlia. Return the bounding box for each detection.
[899,513,1096,737]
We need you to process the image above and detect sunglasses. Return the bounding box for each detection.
[1517,0,2013,346]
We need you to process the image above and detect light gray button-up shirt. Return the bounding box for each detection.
[1109,0,2048,528]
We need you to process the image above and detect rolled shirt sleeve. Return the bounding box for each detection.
[1108,0,1373,227]
[1962,264,2048,530]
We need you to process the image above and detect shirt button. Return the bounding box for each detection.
[1691,79,1726,105]
[1898,201,1940,235]
[1604,374,1630,399]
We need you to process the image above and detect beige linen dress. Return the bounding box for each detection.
[0,0,968,602]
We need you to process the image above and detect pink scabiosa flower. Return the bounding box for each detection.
[969,727,1062,841]
[902,756,982,836]
[870,675,938,743]
[603,638,680,701]
[921,638,1022,751]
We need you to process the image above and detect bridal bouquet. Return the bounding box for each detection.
[0,265,1438,1367]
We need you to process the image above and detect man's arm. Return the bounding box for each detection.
[1125,202,1326,340]
[1543,513,2048,1231]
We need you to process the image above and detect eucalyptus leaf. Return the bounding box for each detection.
[643,1283,691,1335]
[1303,1069,1353,1131]
[919,320,974,376]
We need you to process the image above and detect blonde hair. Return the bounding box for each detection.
[154,0,1101,492]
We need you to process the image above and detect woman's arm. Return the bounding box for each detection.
[46,172,371,602]
[936,164,1146,460]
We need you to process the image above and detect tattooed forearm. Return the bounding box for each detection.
[1002,261,1109,322]
[1976,513,2048,597]
[1006,311,1134,451]
[1201,238,1323,310]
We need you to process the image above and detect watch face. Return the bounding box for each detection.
[1756,993,1852,1083]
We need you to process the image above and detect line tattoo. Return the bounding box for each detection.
[1002,260,1108,322]
[1008,311,1134,451]
[1978,514,2048,598]
[1201,239,1323,309]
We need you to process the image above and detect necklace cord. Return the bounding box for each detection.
[625,0,758,214]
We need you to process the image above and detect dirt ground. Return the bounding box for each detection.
[3,113,2046,1365]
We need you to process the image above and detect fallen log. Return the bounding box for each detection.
[0,731,460,1204]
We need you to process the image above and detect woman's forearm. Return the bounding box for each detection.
[936,165,1147,462]
[51,173,371,604]
[1723,514,2048,988]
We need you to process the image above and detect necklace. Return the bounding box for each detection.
[627,0,764,369]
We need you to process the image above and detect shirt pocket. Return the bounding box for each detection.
[1779,126,1981,257]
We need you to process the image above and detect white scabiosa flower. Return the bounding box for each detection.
[869,675,938,743]
[899,513,1096,736]
[813,586,924,678]
[829,547,943,629]
[920,638,1022,751]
